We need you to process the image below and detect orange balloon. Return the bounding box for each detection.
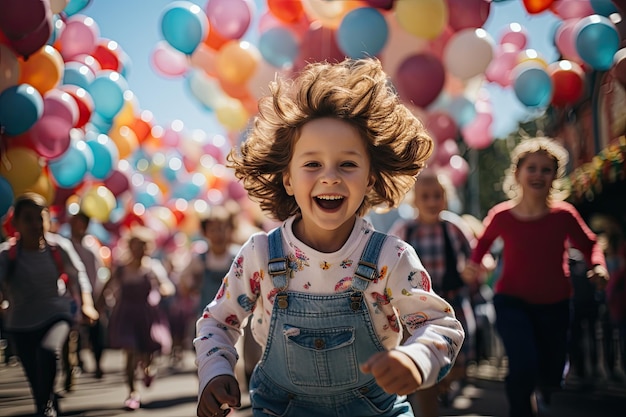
[130,110,154,143]
[216,41,261,85]
[108,125,139,159]
[204,24,228,51]
[18,45,64,94]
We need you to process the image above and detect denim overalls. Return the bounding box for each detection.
[248,228,413,417]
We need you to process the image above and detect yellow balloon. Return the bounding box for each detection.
[395,0,448,40]
[0,147,42,193]
[215,98,250,132]
[113,91,139,127]
[216,41,261,85]
[301,0,362,29]
[23,171,55,204]
[517,49,548,68]
[18,45,64,95]
[80,185,116,223]
[109,125,139,159]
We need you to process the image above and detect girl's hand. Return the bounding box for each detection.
[587,265,609,290]
[461,262,480,284]
[360,350,423,395]
[81,304,99,322]
[197,375,241,417]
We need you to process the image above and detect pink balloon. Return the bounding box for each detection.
[461,111,494,149]
[551,0,594,19]
[425,111,457,144]
[445,155,470,187]
[395,53,445,108]
[103,169,130,196]
[204,0,253,40]
[436,139,460,166]
[447,0,491,31]
[26,115,73,159]
[0,0,50,39]
[555,19,583,63]
[485,44,519,87]
[58,14,100,60]
[151,41,189,77]
[294,23,344,72]
[161,126,182,148]
[499,23,528,50]
[43,89,79,127]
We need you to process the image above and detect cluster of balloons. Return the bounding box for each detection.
[1,0,626,244]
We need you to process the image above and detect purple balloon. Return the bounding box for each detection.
[0,0,50,39]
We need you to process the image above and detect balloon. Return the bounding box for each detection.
[57,14,99,60]
[268,0,305,23]
[151,40,189,77]
[0,44,20,91]
[425,111,458,143]
[555,19,583,63]
[461,111,494,149]
[80,185,116,222]
[64,0,91,16]
[443,28,494,81]
[548,60,586,107]
[85,132,119,180]
[445,154,469,187]
[447,0,491,31]
[0,84,43,136]
[336,7,388,59]
[216,40,261,85]
[499,23,528,50]
[50,0,69,14]
[395,54,445,108]
[485,43,519,87]
[0,146,42,192]
[87,70,128,120]
[575,15,620,71]
[18,44,64,94]
[108,125,138,159]
[103,168,130,197]
[435,138,459,166]
[590,0,618,15]
[258,26,299,68]
[42,89,79,127]
[294,23,344,71]
[301,0,361,29]
[0,0,50,39]
[0,175,15,218]
[215,98,249,132]
[513,63,553,108]
[522,0,555,14]
[129,110,154,143]
[60,85,94,129]
[551,0,594,19]
[204,0,254,40]
[63,61,95,89]
[92,39,122,72]
[8,16,52,59]
[395,0,447,40]
[161,1,208,55]
[447,95,477,128]
[25,115,73,159]
[48,139,92,188]
[190,43,219,77]
[203,22,229,51]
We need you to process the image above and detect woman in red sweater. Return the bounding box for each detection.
[462,137,608,417]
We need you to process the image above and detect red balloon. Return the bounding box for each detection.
[59,85,94,128]
[103,169,130,196]
[522,0,555,14]
[92,39,122,72]
[267,0,304,23]
[447,0,491,31]
[548,60,586,107]
[294,24,345,72]
[395,54,445,108]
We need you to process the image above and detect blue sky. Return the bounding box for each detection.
[82,0,561,140]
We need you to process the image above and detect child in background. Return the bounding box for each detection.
[388,170,476,416]
[194,58,464,417]
[462,137,609,417]
[0,193,98,417]
[99,226,175,411]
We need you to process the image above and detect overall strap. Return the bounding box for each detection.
[350,231,387,311]
[49,244,69,283]
[267,227,289,308]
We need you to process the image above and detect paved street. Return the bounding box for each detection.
[1,349,625,417]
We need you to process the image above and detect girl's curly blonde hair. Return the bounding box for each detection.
[502,136,571,201]
[227,58,433,221]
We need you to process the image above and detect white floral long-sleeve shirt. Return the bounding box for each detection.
[194,216,464,394]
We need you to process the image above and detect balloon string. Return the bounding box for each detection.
[0,135,11,171]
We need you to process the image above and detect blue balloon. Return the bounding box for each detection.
[49,140,93,188]
[447,96,476,128]
[0,175,14,218]
[337,7,388,59]
[64,62,95,89]
[85,132,119,180]
[575,15,620,71]
[87,70,128,120]
[513,65,553,108]
[590,0,618,16]
[259,27,299,69]
[0,84,43,136]
[64,0,92,16]
[161,1,208,55]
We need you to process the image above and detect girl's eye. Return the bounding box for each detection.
[304,162,321,168]
[341,161,357,168]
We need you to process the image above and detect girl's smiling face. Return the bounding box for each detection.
[515,151,557,199]
[282,117,374,250]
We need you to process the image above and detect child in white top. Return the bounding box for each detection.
[194,58,464,417]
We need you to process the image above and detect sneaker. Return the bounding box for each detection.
[42,400,57,417]
[124,393,141,411]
